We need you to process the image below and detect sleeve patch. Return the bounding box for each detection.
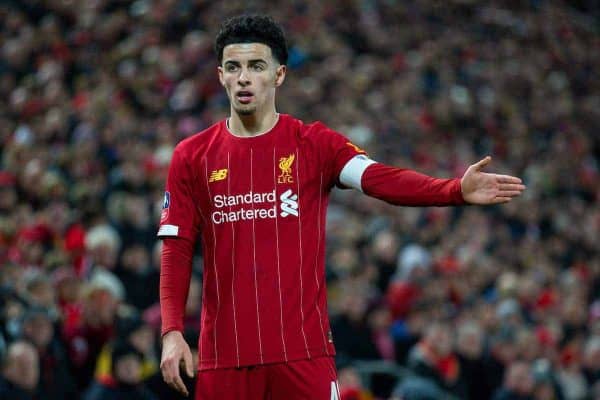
[160,192,170,222]
[157,224,179,237]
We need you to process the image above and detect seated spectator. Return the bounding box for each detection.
[83,341,157,400]
[0,340,39,400]
[63,279,121,390]
[530,358,564,400]
[582,336,600,387]
[115,244,159,312]
[337,366,374,400]
[492,361,535,400]
[391,375,450,400]
[94,311,158,385]
[406,321,467,398]
[19,307,77,399]
[332,293,380,365]
[456,320,488,400]
[483,327,520,396]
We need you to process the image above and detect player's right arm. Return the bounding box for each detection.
[159,236,194,397]
[157,145,201,396]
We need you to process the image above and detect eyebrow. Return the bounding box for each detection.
[224,59,268,65]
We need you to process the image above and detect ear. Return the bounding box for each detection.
[274,65,286,87]
[217,66,225,86]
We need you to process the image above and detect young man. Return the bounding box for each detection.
[158,15,525,400]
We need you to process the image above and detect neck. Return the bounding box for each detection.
[228,108,278,137]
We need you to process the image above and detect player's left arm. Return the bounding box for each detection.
[340,154,525,206]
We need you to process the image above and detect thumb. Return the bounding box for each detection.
[473,156,492,171]
[184,347,194,378]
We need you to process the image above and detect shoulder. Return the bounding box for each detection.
[281,115,340,143]
[174,120,224,159]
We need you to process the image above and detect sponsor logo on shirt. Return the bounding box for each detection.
[209,168,228,182]
[277,154,295,184]
[161,191,170,221]
[211,189,299,224]
[279,189,298,217]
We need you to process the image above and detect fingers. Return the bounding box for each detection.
[499,183,526,192]
[473,156,492,171]
[497,182,525,198]
[499,191,523,197]
[497,174,523,184]
[161,357,189,396]
[492,197,512,204]
[184,347,195,378]
[172,372,189,397]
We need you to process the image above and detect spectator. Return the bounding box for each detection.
[455,320,488,400]
[63,280,121,390]
[19,307,77,399]
[83,341,157,400]
[332,293,380,365]
[492,361,535,400]
[483,327,520,396]
[94,311,158,385]
[115,244,159,312]
[406,321,467,398]
[337,366,374,400]
[530,358,565,400]
[0,340,39,400]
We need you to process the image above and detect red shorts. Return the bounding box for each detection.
[195,356,339,400]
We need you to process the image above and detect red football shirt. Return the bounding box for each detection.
[158,114,364,370]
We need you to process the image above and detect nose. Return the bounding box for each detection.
[238,67,251,86]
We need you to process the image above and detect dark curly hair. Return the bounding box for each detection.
[215,15,288,65]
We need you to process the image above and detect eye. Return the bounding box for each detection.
[225,64,238,72]
[252,64,265,71]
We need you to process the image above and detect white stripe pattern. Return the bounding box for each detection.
[314,172,329,353]
[204,162,221,368]
[250,148,264,363]
[227,152,240,367]
[273,148,288,361]
[295,149,310,358]
[195,196,208,366]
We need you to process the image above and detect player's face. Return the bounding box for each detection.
[218,43,286,116]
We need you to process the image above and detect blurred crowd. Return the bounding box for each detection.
[0,0,598,399]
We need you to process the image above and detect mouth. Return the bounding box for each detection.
[236,90,254,104]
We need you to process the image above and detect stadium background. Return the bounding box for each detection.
[0,0,598,399]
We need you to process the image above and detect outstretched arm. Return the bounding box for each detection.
[340,155,525,206]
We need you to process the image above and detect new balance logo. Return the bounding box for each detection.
[209,169,228,182]
[279,189,298,217]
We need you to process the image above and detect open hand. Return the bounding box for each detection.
[460,156,526,205]
[160,330,194,397]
